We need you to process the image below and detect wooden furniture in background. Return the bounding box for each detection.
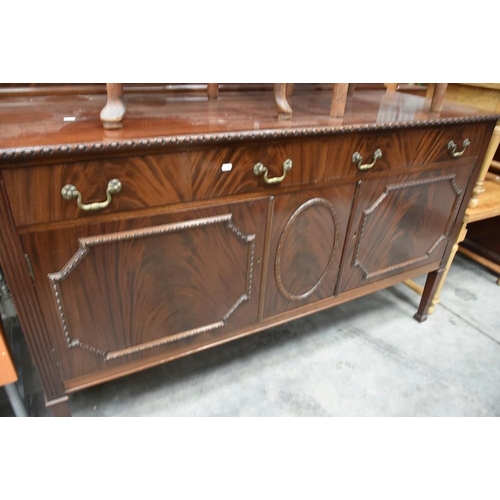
[0,320,27,416]
[0,87,496,415]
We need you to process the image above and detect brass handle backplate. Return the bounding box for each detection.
[352,149,382,171]
[61,179,122,211]
[448,139,470,158]
[253,159,292,184]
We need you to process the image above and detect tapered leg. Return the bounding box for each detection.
[414,269,446,322]
[100,83,126,129]
[47,396,72,417]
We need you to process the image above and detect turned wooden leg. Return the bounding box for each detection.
[100,83,126,130]
[207,83,219,99]
[274,83,292,120]
[286,83,294,96]
[414,269,446,322]
[330,83,349,117]
[348,83,356,96]
[469,124,500,208]
[47,396,72,417]
[430,83,448,113]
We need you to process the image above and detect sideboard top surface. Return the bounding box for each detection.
[1,88,499,164]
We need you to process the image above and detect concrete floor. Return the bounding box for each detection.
[2,253,500,417]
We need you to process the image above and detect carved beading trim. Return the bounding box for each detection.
[353,175,462,279]
[48,213,256,360]
[275,198,339,302]
[2,114,498,164]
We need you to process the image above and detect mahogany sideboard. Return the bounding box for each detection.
[0,87,497,416]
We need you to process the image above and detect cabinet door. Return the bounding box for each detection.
[21,198,268,382]
[263,183,356,318]
[338,159,477,293]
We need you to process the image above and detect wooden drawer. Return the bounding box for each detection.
[3,141,315,227]
[316,123,489,182]
[191,140,315,199]
[2,152,193,227]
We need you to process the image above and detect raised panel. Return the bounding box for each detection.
[21,198,268,380]
[339,158,477,293]
[263,184,356,318]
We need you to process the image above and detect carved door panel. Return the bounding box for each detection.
[338,159,477,293]
[263,183,356,319]
[21,198,268,382]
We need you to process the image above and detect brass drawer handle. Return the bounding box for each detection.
[448,138,470,158]
[253,159,292,184]
[61,179,122,211]
[352,149,382,171]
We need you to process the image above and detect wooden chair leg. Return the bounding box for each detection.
[430,83,448,112]
[274,83,292,120]
[469,124,500,208]
[348,83,356,96]
[286,83,294,96]
[207,83,219,99]
[100,83,126,129]
[330,83,349,117]
[426,215,469,314]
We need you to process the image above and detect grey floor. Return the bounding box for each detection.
[3,253,500,417]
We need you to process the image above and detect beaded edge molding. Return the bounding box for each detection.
[1,115,499,164]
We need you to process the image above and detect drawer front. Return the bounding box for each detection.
[3,141,316,227]
[2,153,193,227]
[316,122,490,182]
[191,140,315,199]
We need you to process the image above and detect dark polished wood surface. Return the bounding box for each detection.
[1,89,497,159]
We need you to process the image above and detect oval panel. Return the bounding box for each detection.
[275,198,338,301]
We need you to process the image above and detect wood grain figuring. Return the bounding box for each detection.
[49,214,255,360]
[0,88,496,415]
[264,184,356,318]
[339,159,476,293]
[192,141,315,199]
[21,198,268,380]
[64,260,442,394]
[3,152,193,226]
[316,123,490,183]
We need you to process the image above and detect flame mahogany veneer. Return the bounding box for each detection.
[0,88,498,416]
